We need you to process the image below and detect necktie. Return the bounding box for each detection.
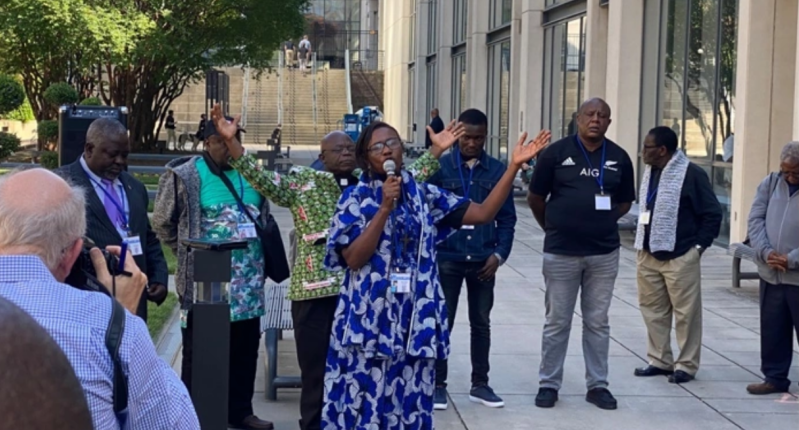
[102,179,123,229]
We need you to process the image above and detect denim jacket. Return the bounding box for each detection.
[428,149,516,263]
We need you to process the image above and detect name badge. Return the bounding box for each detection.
[390,272,412,294]
[461,225,475,230]
[639,211,651,225]
[124,236,143,256]
[595,194,612,211]
[238,222,257,239]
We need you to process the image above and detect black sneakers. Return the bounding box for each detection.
[469,385,505,408]
[535,387,559,408]
[434,386,448,410]
[586,387,617,410]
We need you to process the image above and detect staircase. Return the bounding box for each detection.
[244,68,350,148]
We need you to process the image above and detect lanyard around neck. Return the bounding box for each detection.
[575,136,606,194]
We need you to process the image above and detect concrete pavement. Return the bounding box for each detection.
[162,198,799,430]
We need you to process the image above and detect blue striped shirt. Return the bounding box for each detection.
[0,256,199,430]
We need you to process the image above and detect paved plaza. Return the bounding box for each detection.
[159,198,798,430]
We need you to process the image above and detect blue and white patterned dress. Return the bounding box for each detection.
[323,170,468,430]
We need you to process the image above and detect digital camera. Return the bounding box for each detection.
[64,237,120,295]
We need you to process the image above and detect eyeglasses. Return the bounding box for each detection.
[641,145,660,151]
[781,169,799,178]
[368,138,403,153]
[323,145,355,154]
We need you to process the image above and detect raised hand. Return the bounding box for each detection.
[210,103,244,158]
[428,120,466,157]
[511,130,551,168]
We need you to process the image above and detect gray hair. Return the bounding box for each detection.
[0,170,86,271]
[86,117,127,148]
[781,141,799,163]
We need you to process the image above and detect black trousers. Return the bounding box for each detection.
[180,311,261,425]
[435,260,495,388]
[760,280,799,390]
[292,296,339,430]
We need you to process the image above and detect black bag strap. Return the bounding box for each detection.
[204,153,264,233]
[106,298,128,415]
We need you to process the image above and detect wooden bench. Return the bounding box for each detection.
[261,282,301,400]
[727,240,759,288]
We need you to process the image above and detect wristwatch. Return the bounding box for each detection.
[493,253,505,266]
[695,245,705,255]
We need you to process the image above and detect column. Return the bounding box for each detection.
[381,0,411,132]
[413,1,431,144]
[516,0,546,135]
[466,0,489,111]
[584,0,608,99]
[604,0,644,167]
[732,0,797,242]
[437,0,455,122]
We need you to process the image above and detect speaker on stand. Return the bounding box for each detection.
[57,105,129,167]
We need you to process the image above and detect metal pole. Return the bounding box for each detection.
[312,52,318,135]
[277,51,284,126]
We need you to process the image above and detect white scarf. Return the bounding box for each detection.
[634,150,690,252]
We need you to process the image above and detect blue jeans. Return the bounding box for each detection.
[435,260,495,387]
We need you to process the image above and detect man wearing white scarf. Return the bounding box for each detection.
[633,127,721,385]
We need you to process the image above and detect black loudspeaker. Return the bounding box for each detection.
[57,105,129,167]
[205,69,230,116]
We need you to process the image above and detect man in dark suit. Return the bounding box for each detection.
[426,108,445,149]
[56,118,168,320]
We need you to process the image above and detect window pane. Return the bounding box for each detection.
[564,18,582,138]
[717,0,738,163]
[659,0,688,150]
[683,0,718,160]
[408,66,416,141]
[551,24,565,140]
[451,55,466,116]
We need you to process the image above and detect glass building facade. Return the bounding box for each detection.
[305,0,375,68]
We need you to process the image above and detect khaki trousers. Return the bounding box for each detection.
[636,248,703,375]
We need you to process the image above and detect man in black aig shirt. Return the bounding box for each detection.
[632,126,721,384]
[527,98,635,411]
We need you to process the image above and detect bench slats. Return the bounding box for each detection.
[261,283,293,331]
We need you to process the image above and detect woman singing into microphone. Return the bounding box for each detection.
[322,121,550,430]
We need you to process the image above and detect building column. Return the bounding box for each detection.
[584,0,608,99]
[381,0,411,136]
[516,0,545,135]
[413,1,431,144]
[604,0,644,167]
[732,0,797,242]
[466,0,490,111]
[437,0,455,122]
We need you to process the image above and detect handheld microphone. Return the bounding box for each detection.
[383,159,397,209]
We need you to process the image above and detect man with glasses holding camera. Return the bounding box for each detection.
[0,168,198,429]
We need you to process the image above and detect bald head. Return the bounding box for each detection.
[0,297,93,429]
[0,168,86,275]
[320,131,356,175]
[576,98,612,144]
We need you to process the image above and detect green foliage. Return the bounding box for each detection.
[0,132,21,161]
[37,120,59,143]
[79,96,102,106]
[0,0,311,148]
[39,151,58,169]
[0,74,24,115]
[43,82,79,107]
[3,93,35,122]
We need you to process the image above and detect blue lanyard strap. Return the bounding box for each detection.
[89,176,129,229]
[390,182,407,266]
[235,174,249,218]
[575,136,606,194]
[646,186,658,207]
[456,150,476,196]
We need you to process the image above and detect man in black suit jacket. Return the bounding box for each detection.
[426,108,445,149]
[56,118,168,320]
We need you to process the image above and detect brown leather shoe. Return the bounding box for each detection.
[231,415,274,430]
[746,382,788,395]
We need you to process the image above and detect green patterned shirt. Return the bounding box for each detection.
[230,152,441,301]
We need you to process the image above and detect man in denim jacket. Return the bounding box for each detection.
[428,109,517,410]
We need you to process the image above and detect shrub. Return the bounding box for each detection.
[0,74,25,115]
[79,96,102,106]
[37,120,59,147]
[0,132,21,161]
[3,95,35,122]
[39,151,59,169]
[43,82,79,107]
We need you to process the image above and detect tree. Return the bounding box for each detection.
[0,0,310,150]
[0,74,24,115]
